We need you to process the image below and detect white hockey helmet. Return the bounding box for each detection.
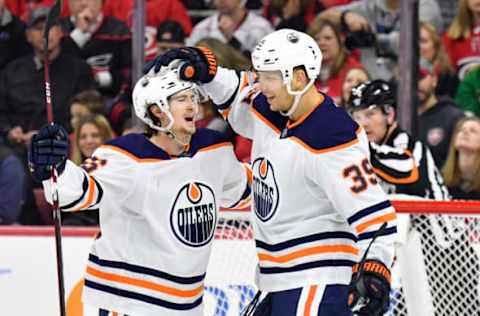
[133,66,198,132]
[251,29,322,116]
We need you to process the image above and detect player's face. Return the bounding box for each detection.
[169,89,198,139]
[257,70,295,113]
[78,123,103,158]
[342,68,369,104]
[352,107,389,144]
[455,120,480,153]
[419,27,435,63]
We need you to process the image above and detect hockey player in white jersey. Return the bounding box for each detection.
[146,29,397,316]
[27,67,251,316]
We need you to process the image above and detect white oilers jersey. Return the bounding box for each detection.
[42,129,251,316]
[203,67,398,292]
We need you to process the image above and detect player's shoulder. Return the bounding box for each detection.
[101,133,170,160]
[251,94,289,134]
[287,93,362,154]
[189,128,233,154]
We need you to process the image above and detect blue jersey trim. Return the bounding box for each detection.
[347,200,392,225]
[84,279,203,310]
[88,254,205,284]
[358,226,397,241]
[251,94,288,134]
[255,231,357,252]
[104,129,230,160]
[284,94,361,152]
[259,259,355,274]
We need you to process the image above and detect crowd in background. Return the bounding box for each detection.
[0,0,479,226]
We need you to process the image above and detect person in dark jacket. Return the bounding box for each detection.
[417,58,465,169]
[0,0,31,71]
[60,0,131,100]
[0,6,95,156]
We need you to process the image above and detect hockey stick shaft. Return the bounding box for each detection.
[43,1,66,315]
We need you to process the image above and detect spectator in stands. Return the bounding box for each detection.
[339,66,370,108]
[186,0,273,56]
[420,20,458,99]
[0,0,31,71]
[60,0,132,100]
[318,0,443,81]
[262,0,325,32]
[443,0,480,81]
[156,20,186,55]
[417,58,465,169]
[100,0,192,61]
[307,17,363,104]
[436,0,460,30]
[195,37,251,160]
[71,114,113,165]
[70,89,106,130]
[0,6,95,151]
[102,0,192,34]
[456,65,480,117]
[64,114,113,225]
[442,117,480,200]
[0,143,25,224]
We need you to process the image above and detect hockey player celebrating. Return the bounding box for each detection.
[28,67,251,316]
[146,29,397,316]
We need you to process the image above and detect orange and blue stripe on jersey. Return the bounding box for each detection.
[60,173,103,212]
[85,254,204,310]
[255,231,358,274]
[347,200,398,241]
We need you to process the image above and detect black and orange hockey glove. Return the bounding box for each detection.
[144,46,217,83]
[347,259,391,316]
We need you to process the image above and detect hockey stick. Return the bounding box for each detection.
[42,1,66,316]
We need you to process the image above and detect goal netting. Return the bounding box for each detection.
[206,199,480,316]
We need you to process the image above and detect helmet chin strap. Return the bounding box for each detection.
[167,130,190,147]
[280,78,315,117]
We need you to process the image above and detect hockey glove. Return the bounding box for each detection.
[144,46,217,83]
[28,124,70,182]
[347,259,391,316]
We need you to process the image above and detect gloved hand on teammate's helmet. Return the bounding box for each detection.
[347,259,391,316]
[144,46,217,83]
[28,124,70,182]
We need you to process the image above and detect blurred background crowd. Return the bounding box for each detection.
[0,0,479,226]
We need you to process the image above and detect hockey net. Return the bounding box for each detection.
[207,200,480,316]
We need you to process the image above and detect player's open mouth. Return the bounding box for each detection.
[267,96,275,103]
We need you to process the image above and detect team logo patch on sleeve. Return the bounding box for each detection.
[252,158,280,222]
[170,182,217,247]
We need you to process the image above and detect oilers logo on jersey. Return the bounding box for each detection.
[170,182,217,247]
[252,158,279,222]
